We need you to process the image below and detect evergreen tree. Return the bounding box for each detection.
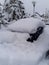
[0,3,5,28]
[3,0,26,22]
[18,0,26,18]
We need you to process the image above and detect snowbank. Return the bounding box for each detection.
[7,18,45,33]
[0,30,17,43]
[0,26,49,65]
[0,30,29,43]
[0,18,49,65]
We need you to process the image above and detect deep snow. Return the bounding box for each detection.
[0,26,49,65]
[7,18,45,34]
[0,18,49,65]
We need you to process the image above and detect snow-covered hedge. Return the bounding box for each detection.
[7,18,45,34]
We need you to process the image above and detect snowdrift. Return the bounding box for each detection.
[0,27,49,65]
[0,30,29,43]
[0,18,49,65]
[0,30,17,43]
[7,18,45,33]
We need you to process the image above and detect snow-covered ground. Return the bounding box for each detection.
[0,18,49,65]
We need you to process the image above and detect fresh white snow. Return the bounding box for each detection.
[0,27,49,65]
[0,18,49,65]
[0,30,17,43]
[7,18,45,34]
